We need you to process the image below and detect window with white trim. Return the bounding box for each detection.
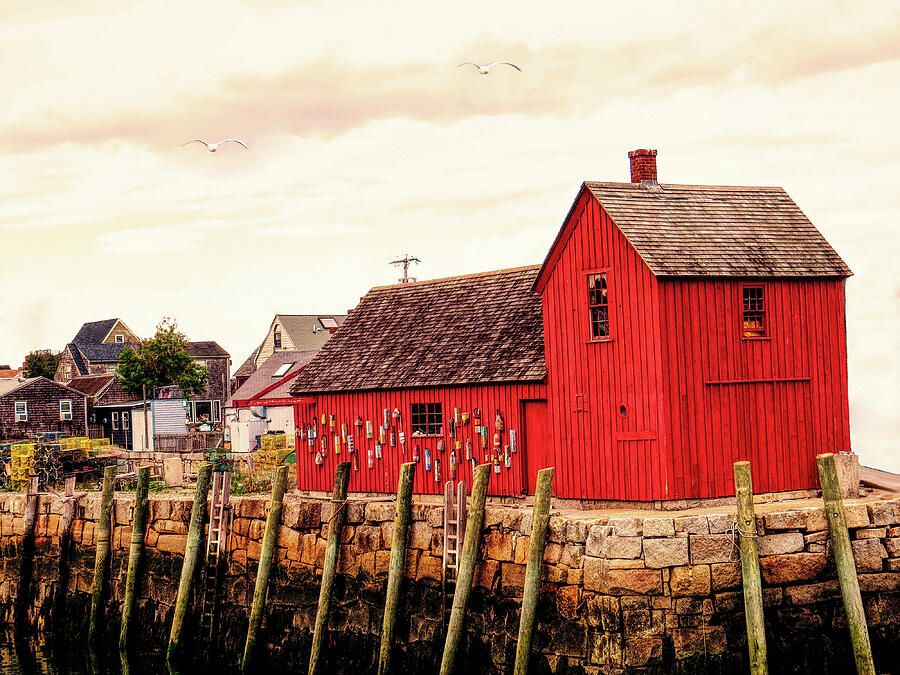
[112,412,119,430]
[114,334,125,343]
[14,401,27,422]
[587,272,610,340]
[411,403,442,436]
[60,399,73,421]
[122,411,130,430]
[188,400,221,423]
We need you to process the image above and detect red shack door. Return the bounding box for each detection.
[523,400,552,494]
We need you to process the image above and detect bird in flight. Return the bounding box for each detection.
[180,139,248,152]
[457,61,521,75]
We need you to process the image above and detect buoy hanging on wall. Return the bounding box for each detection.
[375,443,382,460]
[424,447,432,471]
[366,421,373,440]
[504,445,511,468]
[315,450,324,465]
[347,435,355,455]
[509,429,516,453]
[399,431,406,454]
[434,459,441,482]
[495,410,505,433]
[465,438,472,461]
[413,444,420,463]
[367,448,374,469]
[383,408,391,430]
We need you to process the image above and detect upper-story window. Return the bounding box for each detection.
[63,364,72,380]
[14,401,27,422]
[411,403,442,436]
[742,285,766,338]
[60,400,73,421]
[273,326,282,349]
[587,272,610,340]
[114,334,125,343]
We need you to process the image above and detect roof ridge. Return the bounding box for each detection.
[369,264,541,293]
[585,181,787,192]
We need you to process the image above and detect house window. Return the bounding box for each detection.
[64,365,72,380]
[189,400,221,424]
[112,412,120,430]
[411,403,442,436]
[14,401,27,422]
[114,334,125,343]
[272,362,294,378]
[105,363,117,373]
[60,400,73,421]
[122,412,130,430]
[194,358,207,368]
[587,272,610,340]
[742,285,766,338]
[273,326,282,349]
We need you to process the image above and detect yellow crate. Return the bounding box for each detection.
[90,438,111,448]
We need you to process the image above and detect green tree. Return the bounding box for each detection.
[23,350,61,379]
[117,318,208,398]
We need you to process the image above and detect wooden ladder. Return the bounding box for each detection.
[200,470,232,639]
[441,480,467,630]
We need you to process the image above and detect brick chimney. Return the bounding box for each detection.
[628,149,658,183]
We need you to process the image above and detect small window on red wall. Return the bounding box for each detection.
[742,285,766,338]
[587,272,609,340]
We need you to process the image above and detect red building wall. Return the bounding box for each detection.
[539,190,668,501]
[294,382,547,496]
[658,278,851,499]
[538,188,851,501]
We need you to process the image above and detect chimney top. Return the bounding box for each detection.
[628,148,658,183]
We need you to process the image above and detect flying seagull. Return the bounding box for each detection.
[180,139,248,152]
[457,61,521,75]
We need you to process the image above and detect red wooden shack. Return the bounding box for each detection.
[291,149,852,501]
[289,267,547,496]
[534,150,852,500]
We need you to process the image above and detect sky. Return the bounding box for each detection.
[1,1,898,471]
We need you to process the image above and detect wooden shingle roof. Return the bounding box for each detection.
[290,266,546,394]
[584,182,851,278]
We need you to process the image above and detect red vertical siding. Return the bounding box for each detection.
[294,382,546,496]
[540,191,665,500]
[658,278,851,498]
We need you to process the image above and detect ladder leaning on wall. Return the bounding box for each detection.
[200,469,232,639]
[442,479,467,631]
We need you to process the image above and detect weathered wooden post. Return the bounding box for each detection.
[14,475,40,631]
[119,465,151,650]
[817,453,875,675]
[241,465,288,671]
[54,475,79,619]
[440,463,491,675]
[167,462,213,661]
[308,461,351,675]
[734,461,768,675]
[513,467,555,675]
[377,461,417,675]
[88,464,117,643]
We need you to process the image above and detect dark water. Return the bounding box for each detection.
[0,634,208,675]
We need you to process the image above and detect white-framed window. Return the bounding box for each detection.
[63,364,72,380]
[60,399,73,421]
[188,400,221,423]
[14,401,27,422]
[122,411,130,430]
[112,412,119,430]
[114,334,125,343]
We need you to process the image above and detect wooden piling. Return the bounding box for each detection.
[308,461,351,675]
[377,462,417,675]
[241,465,289,671]
[14,475,40,632]
[513,467,555,675]
[440,463,491,675]
[733,461,768,675]
[167,462,213,662]
[817,453,876,675]
[54,475,79,620]
[119,465,151,650]
[88,465,117,643]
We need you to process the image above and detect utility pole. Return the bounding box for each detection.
[390,254,421,283]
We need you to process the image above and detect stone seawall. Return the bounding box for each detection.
[0,490,898,673]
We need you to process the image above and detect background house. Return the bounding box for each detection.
[228,350,317,452]
[55,319,139,383]
[233,314,346,391]
[185,341,231,427]
[67,373,139,447]
[0,377,88,439]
